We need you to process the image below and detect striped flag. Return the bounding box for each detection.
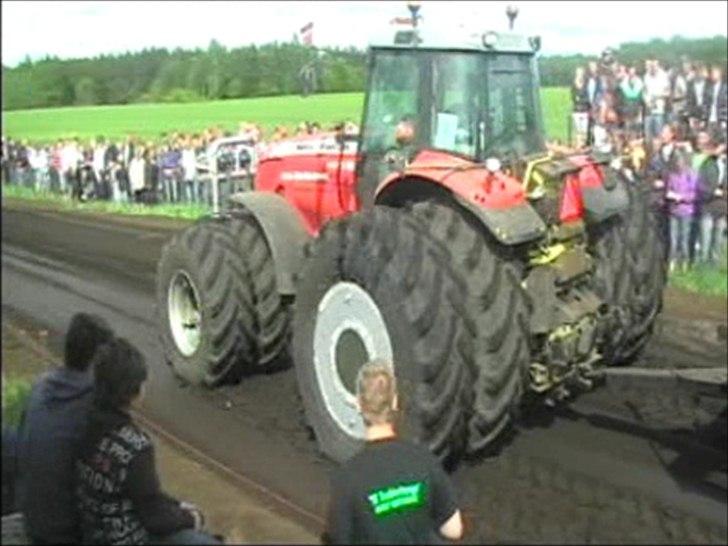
[300,22,314,46]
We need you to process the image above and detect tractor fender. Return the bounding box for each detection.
[375,171,547,246]
[571,157,630,224]
[228,192,311,295]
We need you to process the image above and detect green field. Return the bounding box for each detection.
[2,88,571,143]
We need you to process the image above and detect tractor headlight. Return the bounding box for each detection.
[482,32,498,49]
[485,157,501,172]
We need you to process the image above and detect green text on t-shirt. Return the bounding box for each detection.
[367,481,426,517]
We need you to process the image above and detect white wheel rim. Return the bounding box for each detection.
[313,282,394,440]
[168,270,202,357]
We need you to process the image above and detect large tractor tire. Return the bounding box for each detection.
[411,201,531,454]
[292,206,471,464]
[230,208,291,369]
[590,215,632,365]
[619,180,667,361]
[157,218,257,387]
[591,175,666,365]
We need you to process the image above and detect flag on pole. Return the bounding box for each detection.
[300,22,314,46]
[389,16,415,26]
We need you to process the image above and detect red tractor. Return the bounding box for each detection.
[156,26,666,463]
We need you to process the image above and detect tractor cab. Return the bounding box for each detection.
[357,30,546,206]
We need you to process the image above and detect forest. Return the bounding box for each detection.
[2,35,726,111]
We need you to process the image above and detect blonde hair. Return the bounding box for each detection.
[356,359,397,426]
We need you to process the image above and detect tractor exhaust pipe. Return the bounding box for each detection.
[506,5,519,30]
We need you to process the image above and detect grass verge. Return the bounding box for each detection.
[2,184,207,221]
[668,262,728,298]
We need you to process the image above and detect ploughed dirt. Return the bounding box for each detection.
[2,203,726,544]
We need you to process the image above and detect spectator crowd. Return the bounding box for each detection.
[569,51,727,271]
[1,120,358,207]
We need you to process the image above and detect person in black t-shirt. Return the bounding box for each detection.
[325,360,463,545]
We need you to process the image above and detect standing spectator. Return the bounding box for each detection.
[76,338,220,545]
[585,61,602,145]
[670,61,690,138]
[593,76,619,153]
[643,59,671,142]
[49,142,62,192]
[144,145,161,205]
[687,63,709,136]
[1,137,7,184]
[26,143,40,190]
[14,140,31,188]
[571,67,591,148]
[16,314,114,545]
[128,148,147,203]
[619,66,644,140]
[106,140,128,203]
[160,143,182,203]
[37,145,51,192]
[122,135,135,169]
[91,137,107,199]
[703,65,728,145]
[665,148,700,272]
[325,360,463,545]
[694,131,727,265]
[104,139,121,201]
[60,139,80,195]
[181,135,198,204]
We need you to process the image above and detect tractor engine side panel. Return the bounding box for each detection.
[255,135,360,236]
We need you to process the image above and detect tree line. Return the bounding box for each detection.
[2,35,726,111]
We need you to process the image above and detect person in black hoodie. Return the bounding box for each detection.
[16,313,114,544]
[76,337,220,545]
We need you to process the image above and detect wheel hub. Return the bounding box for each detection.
[313,282,394,440]
[168,270,202,357]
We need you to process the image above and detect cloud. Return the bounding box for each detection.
[2,0,726,67]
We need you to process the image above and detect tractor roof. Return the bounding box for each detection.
[369,29,540,55]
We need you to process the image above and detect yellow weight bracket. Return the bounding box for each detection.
[522,154,552,198]
[529,242,567,265]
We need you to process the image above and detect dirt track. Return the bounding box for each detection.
[2,203,726,544]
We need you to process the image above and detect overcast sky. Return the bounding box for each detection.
[2,1,727,67]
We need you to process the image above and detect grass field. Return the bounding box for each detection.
[1,88,571,143]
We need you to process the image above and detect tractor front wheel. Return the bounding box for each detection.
[156,218,257,386]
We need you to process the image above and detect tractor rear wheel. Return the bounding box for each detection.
[590,215,632,365]
[591,176,666,365]
[157,218,257,386]
[292,206,471,464]
[619,180,666,361]
[411,201,531,454]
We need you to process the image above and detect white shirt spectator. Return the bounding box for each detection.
[709,82,720,123]
[694,79,706,107]
[26,146,38,169]
[643,69,671,115]
[93,145,106,173]
[60,143,81,173]
[181,148,197,181]
[32,148,49,170]
[128,157,146,192]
